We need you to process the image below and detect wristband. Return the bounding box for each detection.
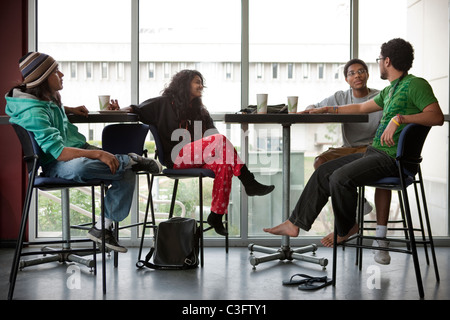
[392,118,400,126]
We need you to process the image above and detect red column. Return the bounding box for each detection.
[0,0,28,244]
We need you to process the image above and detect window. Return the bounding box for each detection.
[37,0,131,109]
[36,0,132,240]
[117,62,124,80]
[137,0,242,239]
[317,63,325,80]
[85,62,93,79]
[179,62,188,72]
[147,62,155,79]
[138,0,241,110]
[33,0,448,244]
[333,63,340,80]
[101,62,109,79]
[302,63,310,80]
[287,63,295,80]
[70,62,77,79]
[250,0,350,104]
[163,63,171,79]
[225,62,233,80]
[256,62,263,79]
[248,0,351,237]
[359,0,407,90]
[272,63,278,80]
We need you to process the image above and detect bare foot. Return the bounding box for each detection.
[321,223,359,247]
[263,220,299,237]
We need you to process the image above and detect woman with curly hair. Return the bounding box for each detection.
[113,70,274,236]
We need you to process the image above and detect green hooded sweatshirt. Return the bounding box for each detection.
[5,88,86,166]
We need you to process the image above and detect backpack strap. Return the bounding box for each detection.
[136,247,196,270]
[136,247,162,269]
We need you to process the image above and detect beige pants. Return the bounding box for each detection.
[316,145,368,163]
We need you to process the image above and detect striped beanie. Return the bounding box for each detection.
[19,52,58,88]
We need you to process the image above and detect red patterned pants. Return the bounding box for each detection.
[173,134,244,214]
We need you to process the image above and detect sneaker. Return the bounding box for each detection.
[87,227,128,253]
[128,153,162,173]
[363,198,373,215]
[372,239,391,265]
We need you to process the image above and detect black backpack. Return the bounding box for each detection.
[136,217,199,270]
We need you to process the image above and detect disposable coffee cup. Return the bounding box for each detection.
[98,95,110,110]
[256,94,268,114]
[287,96,298,114]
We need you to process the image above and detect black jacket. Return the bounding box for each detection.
[131,96,217,168]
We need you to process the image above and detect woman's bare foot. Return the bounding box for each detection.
[321,223,359,247]
[263,220,299,237]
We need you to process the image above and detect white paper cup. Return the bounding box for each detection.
[287,96,298,114]
[256,94,268,114]
[98,95,110,110]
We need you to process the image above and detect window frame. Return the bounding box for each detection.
[27,0,450,247]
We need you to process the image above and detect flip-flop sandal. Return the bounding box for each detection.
[282,273,326,286]
[297,277,332,291]
[282,273,310,285]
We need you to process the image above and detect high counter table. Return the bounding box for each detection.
[1,111,139,125]
[224,113,369,269]
[67,111,139,123]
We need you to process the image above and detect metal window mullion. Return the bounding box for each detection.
[240,0,249,243]
[129,0,140,243]
[28,0,37,51]
[350,0,359,59]
[241,0,249,109]
[131,0,139,105]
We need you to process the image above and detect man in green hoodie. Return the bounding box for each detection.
[6,52,162,253]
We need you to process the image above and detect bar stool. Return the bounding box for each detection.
[137,125,228,267]
[101,123,152,267]
[8,124,108,299]
[332,123,440,299]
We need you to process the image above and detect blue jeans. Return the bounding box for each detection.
[43,154,136,222]
[289,146,398,236]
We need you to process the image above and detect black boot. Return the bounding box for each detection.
[238,165,275,196]
[207,212,228,236]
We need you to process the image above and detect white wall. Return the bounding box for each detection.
[407,0,449,235]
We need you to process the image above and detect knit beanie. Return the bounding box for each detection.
[19,52,58,88]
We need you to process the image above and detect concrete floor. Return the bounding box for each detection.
[1,244,448,305]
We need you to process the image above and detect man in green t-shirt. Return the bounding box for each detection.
[264,38,444,265]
